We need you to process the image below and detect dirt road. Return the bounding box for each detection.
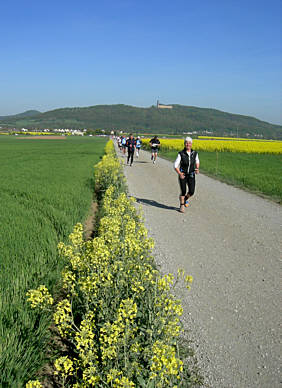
[119,147,281,388]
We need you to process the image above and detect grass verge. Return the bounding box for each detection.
[156,149,282,203]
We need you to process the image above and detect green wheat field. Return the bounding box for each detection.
[0,136,106,386]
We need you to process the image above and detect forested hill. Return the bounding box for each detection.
[1,104,281,139]
[0,110,41,120]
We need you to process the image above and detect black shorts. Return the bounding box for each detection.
[178,172,196,196]
[151,148,158,153]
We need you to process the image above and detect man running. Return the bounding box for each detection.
[135,136,142,158]
[149,136,160,164]
[174,137,200,213]
[126,134,136,166]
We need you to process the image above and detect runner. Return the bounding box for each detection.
[135,136,142,158]
[174,137,200,213]
[126,134,136,166]
[121,136,127,155]
[149,136,160,164]
[117,136,122,151]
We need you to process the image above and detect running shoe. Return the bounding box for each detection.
[184,199,189,207]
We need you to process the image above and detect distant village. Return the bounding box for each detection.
[0,127,108,136]
[19,128,88,136]
[0,125,264,139]
[0,126,206,137]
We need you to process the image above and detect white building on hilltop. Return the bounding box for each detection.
[157,100,173,109]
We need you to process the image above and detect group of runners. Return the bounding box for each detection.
[116,135,199,213]
[117,135,160,166]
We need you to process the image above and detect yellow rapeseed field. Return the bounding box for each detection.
[142,138,282,154]
[198,136,282,142]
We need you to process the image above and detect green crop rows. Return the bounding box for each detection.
[0,136,106,386]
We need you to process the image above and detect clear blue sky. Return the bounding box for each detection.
[0,0,281,124]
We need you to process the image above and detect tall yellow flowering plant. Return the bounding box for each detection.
[26,140,195,387]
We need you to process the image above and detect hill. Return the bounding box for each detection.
[0,104,281,139]
[0,110,41,121]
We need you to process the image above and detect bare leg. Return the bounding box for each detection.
[179,195,185,213]
[153,152,157,163]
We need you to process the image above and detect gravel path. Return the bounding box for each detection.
[118,147,281,388]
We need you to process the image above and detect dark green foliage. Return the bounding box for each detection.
[0,136,106,386]
[1,104,281,139]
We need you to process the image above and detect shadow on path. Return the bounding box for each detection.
[135,197,178,211]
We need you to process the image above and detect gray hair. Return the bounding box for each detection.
[184,136,193,143]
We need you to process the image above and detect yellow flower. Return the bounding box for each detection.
[157,273,174,291]
[69,223,84,247]
[82,365,100,384]
[185,275,193,283]
[26,381,42,388]
[113,376,135,387]
[53,299,73,337]
[26,285,53,309]
[54,356,74,378]
[150,341,183,384]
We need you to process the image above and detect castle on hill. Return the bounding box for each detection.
[157,100,173,109]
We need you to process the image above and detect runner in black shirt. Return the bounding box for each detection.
[126,134,136,166]
[149,136,160,164]
[174,137,200,213]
